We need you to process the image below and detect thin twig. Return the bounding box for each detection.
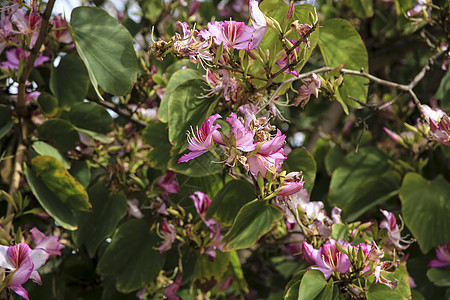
[89,98,148,128]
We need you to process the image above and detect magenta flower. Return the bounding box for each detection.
[373,260,399,289]
[190,191,212,219]
[173,21,213,64]
[248,0,267,49]
[178,114,222,163]
[278,172,305,197]
[0,243,48,300]
[206,20,255,50]
[276,39,301,77]
[296,73,321,108]
[383,127,402,144]
[247,129,286,178]
[164,274,182,300]
[1,47,49,70]
[421,105,450,146]
[428,244,450,268]
[157,170,180,195]
[30,227,65,256]
[302,240,351,280]
[379,209,412,250]
[51,14,72,44]
[226,113,257,152]
[11,7,42,47]
[291,21,313,49]
[205,69,235,101]
[158,218,176,253]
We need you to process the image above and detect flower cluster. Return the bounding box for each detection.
[0,228,65,300]
[278,189,413,292]
[157,191,224,257]
[178,105,292,179]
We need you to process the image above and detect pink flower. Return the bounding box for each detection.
[164,274,182,300]
[10,7,41,47]
[1,47,49,70]
[173,22,213,64]
[158,218,176,253]
[248,0,267,49]
[0,243,49,300]
[247,129,286,178]
[190,191,212,219]
[302,240,351,280]
[296,73,321,108]
[278,172,305,197]
[373,260,399,289]
[205,69,235,101]
[291,22,313,49]
[206,20,255,50]
[226,113,257,152]
[383,127,402,144]
[379,209,413,250]
[276,39,301,77]
[421,105,450,146]
[51,14,72,44]
[30,227,65,256]
[428,244,450,268]
[178,114,222,163]
[157,170,180,195]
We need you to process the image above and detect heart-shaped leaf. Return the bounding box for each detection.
[399,173,450,253]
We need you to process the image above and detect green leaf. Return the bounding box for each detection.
[193,252,230,293]
[284,148,317,195]
[32,141,70,169]
[367,282,404,300]
[399,173,450,253]
[318,18,369,109]
[435,70,450,110]
[38,119,80,153]
[24,166,78,230]
[328,148,389,209]
[222,199,283,251]
[36,93,58,117]
[206,180,256,227]
[50,54,90,108]
[142,121,172,170]
[325,146,344,175]
[97,219,165,292]
[348,0,374,18]
[76,128,114,144]
[31,156,91,212]
[284,270,306,300]
[73,183,127,257]
[159,69,203,122]
[0,106,13,139]
[168,146,223,177]
[168,79,218,150]
[331,223,348,241]
[344,171,400,222]
[66,102,113,134]
[69,160,90,189]
[70,7,137,97]
[229,250,248,293]
[427,267,450,287]
[260,2,319,74]
[298,270,327,300]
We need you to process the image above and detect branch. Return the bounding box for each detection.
[88,98,148,128]
[17,0,55,117]
[6,0,55,231]
[262,49,447,115]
